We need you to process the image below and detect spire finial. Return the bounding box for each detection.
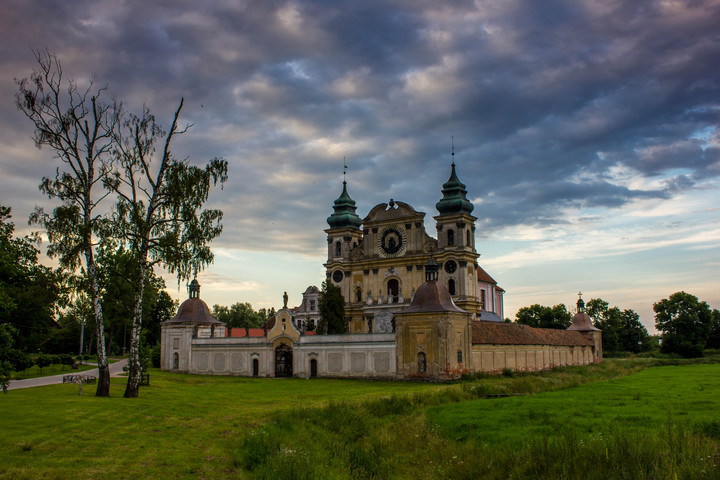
[451,136,455,167]
[343,157,347,185]
[577,291,585,312]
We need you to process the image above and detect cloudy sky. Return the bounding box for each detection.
[1,0,718,330]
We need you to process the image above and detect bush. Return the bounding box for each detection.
[502,367,514,377]
[35,354,52,372]
[151,344,161,368]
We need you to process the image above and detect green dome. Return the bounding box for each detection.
[435,163,474,215]
[327,181,362,229]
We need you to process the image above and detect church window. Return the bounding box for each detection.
[387,279,399,303]
[466,230,471,246]
[172,352,179,370]
[356,288,362,303]
[480,289,486,310]
[447,229,455,246]
[448,279,456,295]
[457,350,463,363]
[418,352,427,374]
[335,241,342,257]
[310,300,316,311]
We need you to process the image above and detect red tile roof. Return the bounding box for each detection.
[477,266,497,285]
[229,328,267,338]
[471,321,594,346]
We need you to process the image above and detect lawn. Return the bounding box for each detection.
[430,363,720,445]
[0,370,444,479]
[2,359,719,479]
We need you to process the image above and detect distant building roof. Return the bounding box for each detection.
[471,321,594,346]
[229,328,267,338]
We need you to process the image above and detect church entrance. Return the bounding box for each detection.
[275,344,293,377]
[310,358,318,378]
[252,358,259,377]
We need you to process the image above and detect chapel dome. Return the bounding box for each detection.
[567,296,600,331]
[402,258,467,314]
[164,280,223,325]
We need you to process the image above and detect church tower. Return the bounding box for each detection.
[324,178,363,304]
[433,150,481,314]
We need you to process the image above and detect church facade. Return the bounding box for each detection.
[160,163,602,379]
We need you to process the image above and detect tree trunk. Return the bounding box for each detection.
[124,262,146,398]
[88,257,110,397]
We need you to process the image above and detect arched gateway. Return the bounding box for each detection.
[275,344,293,377]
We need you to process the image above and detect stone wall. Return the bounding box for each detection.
[471,344,595,374]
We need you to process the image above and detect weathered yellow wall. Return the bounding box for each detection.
[470,344,596,373]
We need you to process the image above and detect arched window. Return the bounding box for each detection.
[252,358,259,377]
[447,229,455,246]
[466,230,471,247]
[448,279,456,295]
[356,287,362,303]
[387,279,399,303]
[418,352,427,374]
[172,352,179,370]
[335,241,342,257]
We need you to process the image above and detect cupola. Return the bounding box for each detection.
[327,180,362,229]
[435,162,474,215]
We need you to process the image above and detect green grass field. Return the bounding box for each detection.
[2,358,719,479]
[0,371,443,479]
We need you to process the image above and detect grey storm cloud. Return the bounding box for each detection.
[1,0,719,254]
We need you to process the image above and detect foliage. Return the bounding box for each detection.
[0,205,64,351]
[317,280,346,334]
[0,323,18,392]
[212,302,266,329]
[707,309,720,349]
[654,291,713,357]
[515,303,571,329]
[35,354,52,373]
[586,298,650,353]
[16,49,117,396]
[107,99,227,398]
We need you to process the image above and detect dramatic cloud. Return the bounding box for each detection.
[1,0,718,323]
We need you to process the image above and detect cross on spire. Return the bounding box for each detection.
[343,156,347,184]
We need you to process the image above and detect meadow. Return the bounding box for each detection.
[2,356,719,479]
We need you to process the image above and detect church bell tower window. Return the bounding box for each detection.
[448,279,456,296]
[335,241,342,257]
[447,229,455,246]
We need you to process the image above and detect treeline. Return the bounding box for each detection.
[514,291,720,357]
[211,303,276,329]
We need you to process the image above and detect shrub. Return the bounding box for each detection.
[35,354,52,373]
[502,367,514,377]
[151,344,161,368]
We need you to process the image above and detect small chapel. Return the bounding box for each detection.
[160,161,602,379]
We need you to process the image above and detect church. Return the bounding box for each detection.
[160,162,602,379]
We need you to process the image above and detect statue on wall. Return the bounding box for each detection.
[283,291,288,309]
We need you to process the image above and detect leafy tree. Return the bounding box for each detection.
[108,100,227,398]
[0,205,64,351]
[212,302,265,330]
[36,353,52,373]
[0,323,18,393]
[654,291,712,357]
[16,50,119,396]
[515,304,571,329]
[586,298,649,353]
[318,280,346,334]
[707,310,720,349]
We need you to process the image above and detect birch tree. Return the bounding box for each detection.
[16,50,119,396]
[108,99,227,398]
